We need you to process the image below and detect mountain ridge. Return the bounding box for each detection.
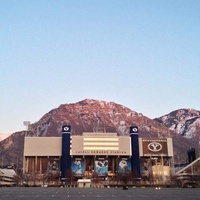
[154,108,200,140]
[0,133,11,141]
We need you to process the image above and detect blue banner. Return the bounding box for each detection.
[71,158,84,176]
[94,158,108,176]
[118,158,131,173]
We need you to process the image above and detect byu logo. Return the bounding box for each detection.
[130,126,138,134]
[64,127,69,131]
[119,160,127,169]
[132,127,138,132]
[148,142,162,152]
[62,125,71,132]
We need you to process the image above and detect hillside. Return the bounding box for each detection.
[0,133,11,141]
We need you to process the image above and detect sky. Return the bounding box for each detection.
[1,0,200,134]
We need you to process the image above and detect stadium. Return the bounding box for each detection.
[23,125,174,186]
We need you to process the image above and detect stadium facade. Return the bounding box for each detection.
[23,125,174,185]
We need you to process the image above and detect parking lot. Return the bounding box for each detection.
[0,187,200,200]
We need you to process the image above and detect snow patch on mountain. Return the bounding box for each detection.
[179,118,200,138]
[155,108,200,140]
[117,121,129,136]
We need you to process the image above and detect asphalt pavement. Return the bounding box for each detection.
[0,187,199,200]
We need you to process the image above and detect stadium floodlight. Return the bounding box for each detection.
[23,121,30,127]
[23,121,30,137]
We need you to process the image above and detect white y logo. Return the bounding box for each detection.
[148,142,162,152]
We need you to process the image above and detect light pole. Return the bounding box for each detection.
[23,121,30,136]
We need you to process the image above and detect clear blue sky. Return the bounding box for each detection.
[1,0,200,133]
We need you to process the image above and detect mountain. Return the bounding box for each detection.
[27,99,166,137]
[0,131,25,168]
[0,99,199,168]
[154,109,200,140]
